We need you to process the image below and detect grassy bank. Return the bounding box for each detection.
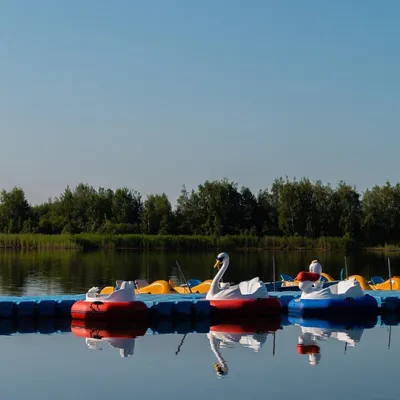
[0,233,356,251]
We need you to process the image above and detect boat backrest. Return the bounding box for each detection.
[106,281,135,301]
[120,281,135,290]
[280,274,294,282]
[87,286,99,298]
[135,279,149,289]
[370,276,384,285]
[187,279,201,288]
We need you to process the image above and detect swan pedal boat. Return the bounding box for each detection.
[168,279,212,294]
[206,252,282,317]
[99,278,212,295]
[99,279,177,296]
[287,261,378,318]
[71,281,149,322]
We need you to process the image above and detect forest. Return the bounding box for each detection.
[0,177,398,250]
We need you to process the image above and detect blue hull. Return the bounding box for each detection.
[288,315,378,329]
[288,294,378,318]
[264,281,338,292]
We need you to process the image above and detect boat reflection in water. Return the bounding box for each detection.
[208,316,282,378]
[289,315,377,366]
[71,320,148,358]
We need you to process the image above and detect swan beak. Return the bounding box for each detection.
[214,260,222,268]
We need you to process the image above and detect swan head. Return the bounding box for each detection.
[213,362,228,377]
[298,281,315,293]
[214,252,229,268]
[309,352,321,366]
[295,272,321,293]
[309,260,322,275]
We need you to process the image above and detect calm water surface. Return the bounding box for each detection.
[0,249,399,295]
[0,250,399,399]
[0,317,398,400]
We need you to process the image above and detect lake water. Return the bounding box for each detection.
[0,250,399,399]
[0,249,399,296]
[0,315,398,400]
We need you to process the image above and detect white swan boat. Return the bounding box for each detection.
[288,260,378,317]
[206,252,281,316]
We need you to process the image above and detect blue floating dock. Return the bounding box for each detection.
[0,289,398,320]
[0,312,399,336]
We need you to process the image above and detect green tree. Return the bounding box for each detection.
[0,187,33,233]
[141,193,173,234]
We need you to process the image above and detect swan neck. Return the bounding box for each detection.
[209,334,228,374]
[209,259,229,296]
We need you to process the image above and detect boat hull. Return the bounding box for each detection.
[210,297,282,317]
[71,300,149,321]
[287,294,378,318]
[210,316,282,333]
[71,319,149,338]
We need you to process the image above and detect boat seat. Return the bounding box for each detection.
[106,281,136,302]
[100,286,115,295]
[87,286,100,297]
[370,276,384,285]
[187,279,201,288]
[280,274,294,282]
[134,279,149,289]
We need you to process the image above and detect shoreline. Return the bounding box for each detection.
[0,233,398,252]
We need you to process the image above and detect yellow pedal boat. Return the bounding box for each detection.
[168,279,212,294]
[346,275,400,291]
[99,279,177,295]
[99,278,213,295]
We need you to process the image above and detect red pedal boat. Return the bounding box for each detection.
[71,281,149,322]
[206,252,282,317]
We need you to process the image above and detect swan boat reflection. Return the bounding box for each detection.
[291,317,373,366]
[208,317,281,377]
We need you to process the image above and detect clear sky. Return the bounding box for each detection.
[1,0,399,205]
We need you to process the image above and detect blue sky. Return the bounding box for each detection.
[1,0,399,205]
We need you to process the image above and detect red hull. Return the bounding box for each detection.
[296,344,320,355]
[71,319,148,339]
[71,300,149,322]
[211,316,281,334]
[210,297,282,317]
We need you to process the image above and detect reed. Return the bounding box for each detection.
[0,233,356,251]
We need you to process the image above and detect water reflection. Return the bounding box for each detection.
[287,316,395,374]
[0,312,399,398]
[71,320,148,358]
[64,313,400,376]
[0,249,399,296]
[293,322,367,366]
[207,317,281,377]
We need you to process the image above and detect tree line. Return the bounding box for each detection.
[0,177,398,246]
